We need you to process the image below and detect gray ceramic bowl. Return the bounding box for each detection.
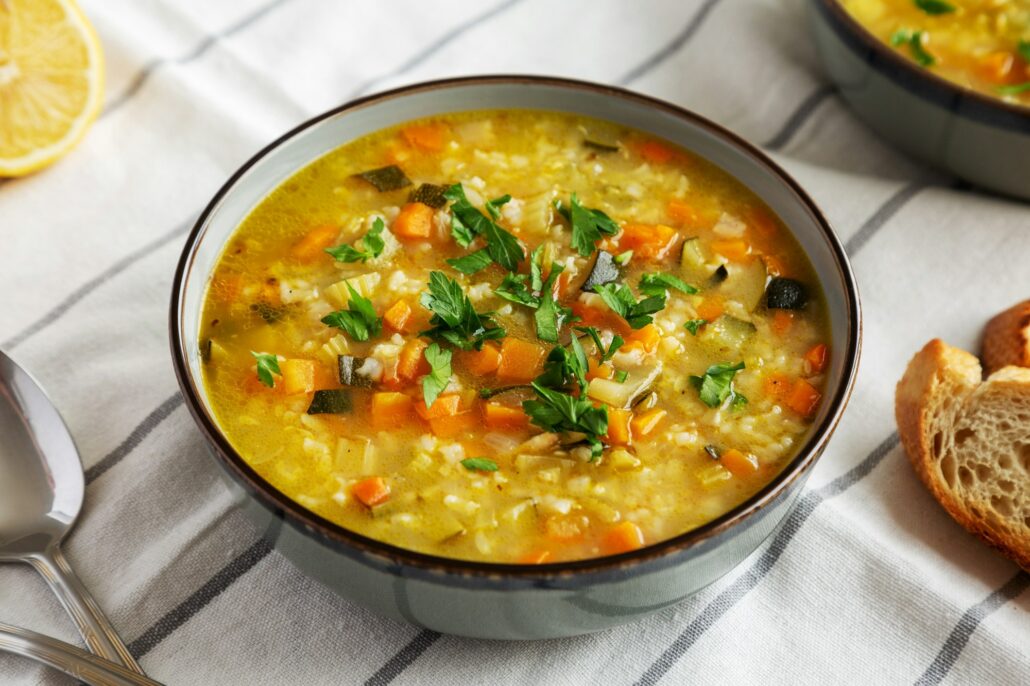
[808,0,1030,200]
[170,76,861,639]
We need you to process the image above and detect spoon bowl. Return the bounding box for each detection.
[0,350,144,674]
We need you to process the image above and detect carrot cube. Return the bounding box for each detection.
[371,392,413,428]
[517,550,552,564]
[280,359,315,395]
[291,225,339,261]
[771,310,794,335]
[352,477,390,508]
[415,394,462,420]
[383,299,413,333]
[397,338,431,381]
[630,408,667,438]
[428,412,477,438]
[786,380,821,418]
[696,297,724,322]
[666,199,697,226]
[805,343,828,374]
[605,408,632,446]
[496,339,546,382]
[637,140,675,164]
[586,359,614,381]
[602,521,645,555]
[624,323,661,353]
[392,202,435,239]
[401,122,448,151]
[458,341,501,376]
[620,223,679,260]
[483,402,529,431]
[720,448,759,477]
[711,239,751,263]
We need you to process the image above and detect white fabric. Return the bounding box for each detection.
[1,0,1028,684]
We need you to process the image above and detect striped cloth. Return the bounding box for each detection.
[1,0,1027,683]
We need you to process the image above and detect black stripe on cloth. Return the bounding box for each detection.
[345,0,528,100]
[843,178,937,255]
[103,0,298,117]
[128,537,274,659]
[364,630,443,686]
[84,393,184,484]
[616,0,723,85]
[763,84,837,151]
[1,218,192,350]
[914,571,1030,686]
[635,433,901,686]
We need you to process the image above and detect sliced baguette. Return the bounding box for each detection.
[982,299,1030,375]
[895,339,1030,571]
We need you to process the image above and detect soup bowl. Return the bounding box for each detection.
[808,0,1030,201]
[170,75,861,639]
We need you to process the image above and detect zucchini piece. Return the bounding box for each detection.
[581,250,621,292]
[478,385,533,400]
[408,183,449,208]
[200,339,212,363]
[721,259,768,312]
[584,138,620,153]
[708,315,756,351]
[765,277,808,310]
[338,355,373,387]
[307,389,353,415]
[250,301,287,324]
[586,361,662,409]
[355,165,412,192]
[704,444,722,460]
[710,264,729,284]
[679,237,708,282]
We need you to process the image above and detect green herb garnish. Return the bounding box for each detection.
[522,382,608,460]
[494,247,572,342]
[461,457,499,472]
[422,343,453,408]
[997,82,1030,96]
[325,218,386,263]
[614,369,629,383]
[444,184,524,270]
[689,362,746,408]
[1019,40,1030,64]
[446,249,494,275]
[684,319,707,335]
[575,326,623,362]
[639,272,699,297]
[593,283,666,329]
[613,250,634,265]
[913,0,955,15]
[891,29,936,66]
[554,194,620,257]
[420,271,505,350]
[251,351,280,388]
[536,337,590,393]
[321,283,383,342]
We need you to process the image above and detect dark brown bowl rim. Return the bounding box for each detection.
[169,74,862,580]
[817,0,1030,129]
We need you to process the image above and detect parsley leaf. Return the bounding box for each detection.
[250,351,280,388]
[484,194,511,220]
[324,218,386,263]
[536,339,589,393]
[461,457,498,472]
[613,250,633,265]
[443,184,524,270]
[494,272,537,307]
[446,248,493,275]
[575,326,623,362]
[420,271,505,350]
[494,247,572,343]
[555,194,620,257]
[614,369,629,383]
[594,283,666,329]
[1020,40,1030,64]
[689,362,745,408]
[914,0,955,14]
[684,318,707,335]
[997,82,1030,96]
[522,382,608,460]
[321,284,382,342]
[422,342,452,408]
[639,272,699,297]
[891,29,935,66]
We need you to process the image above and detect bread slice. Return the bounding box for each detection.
[982,299,1030,375]
[895,339,1030,571]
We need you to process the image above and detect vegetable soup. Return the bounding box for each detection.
[199,110,830,563]
[843,0,1030,105]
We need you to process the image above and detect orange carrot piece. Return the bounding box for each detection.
[605,408,632,446]
[401,122,447,151]
[771,310,794,335]
[458,341,501,376]
[763,254,788,277]
[978,51,1015,84]
[280,359,315,395]
[397,338,431,381]
[571,301,632,337]
[415,393,462,420]
[352,477,390,508]
[392,202,435,239]
[383,299,413,333]
[429,412,477,438]
[602,521,645,555]
[805,343,828,374]
[371,392,413,428]
[721,449,759,477]
[711,239,752,263]
[483,402,530,431]
[496,339,547,382]
[696,297,724,322]
[786,380,821,418]
[517,550,552,564]
[210,274,243,304]
[637,140,675,164]
[312,363,339,390]
[291,225,338,261]
[630,408,667,438]
[763,372,792,403]
[586,359,615,381]
[624,323,661,353]
[619,223,679,260]
[666,199,697,226]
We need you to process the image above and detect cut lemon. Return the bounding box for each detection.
[0,0,104,176]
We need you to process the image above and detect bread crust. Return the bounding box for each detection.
[895,339,1030,571]
[982,299,1030,375]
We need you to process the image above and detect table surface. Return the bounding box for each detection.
[1,0,1027,684]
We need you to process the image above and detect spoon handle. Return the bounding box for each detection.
[29,547,145,675]
[0,621,162,686]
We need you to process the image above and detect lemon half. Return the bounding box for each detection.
[0,0,105,176]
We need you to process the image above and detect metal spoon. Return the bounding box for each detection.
[0,622,161,686]
[0,350,144,674]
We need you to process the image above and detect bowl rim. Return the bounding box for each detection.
[169,74,862,580]
[816,0,1030,128]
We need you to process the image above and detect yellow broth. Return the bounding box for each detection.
[199,110,831,563]
[843,0,1030,105]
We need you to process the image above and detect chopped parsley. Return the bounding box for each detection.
[913,0,955,14]
[320,284,382,342]
[324,218,386,263]
[614,369,629,383]
[443,184,524,270]
[461,457,499,472]
[593,282,666,329]
[536,337,589,393]
[639,272,699,297]
[1020,40,1030,64]
[890,29,936,67]
[690,361,746,408]
[446,249,493,275]
[997,82,1030,96]
[494,247,572,343]
[250,351,280,388]
[554,194,620,257]
[420,271,505,350]
[613,250,634,265]
[684,318,707,335]
[575,325,623,362]
[522,382,608,460]
[421,343,452,408]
